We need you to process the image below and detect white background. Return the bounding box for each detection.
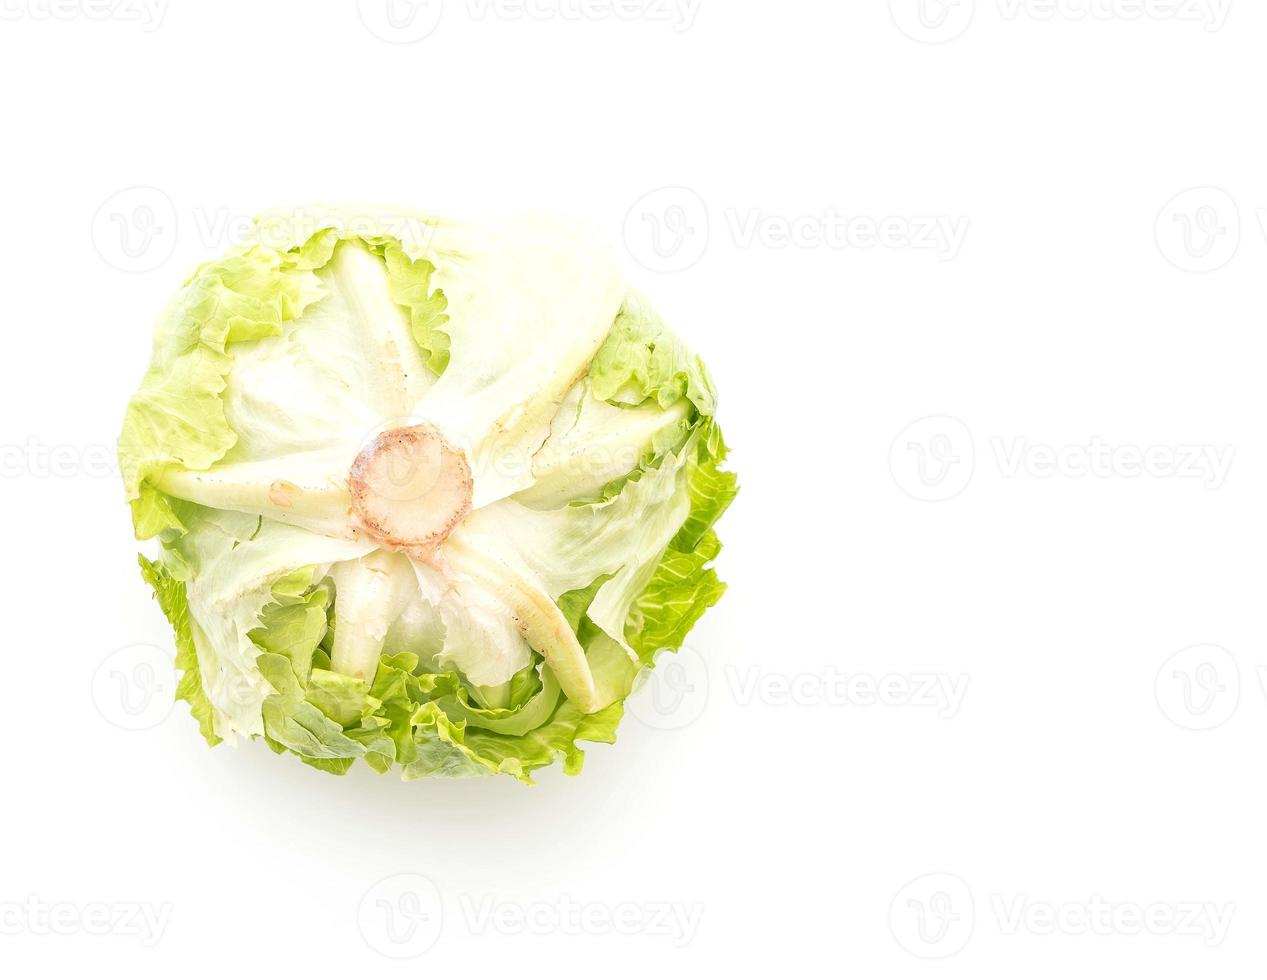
[2,0,1264,975]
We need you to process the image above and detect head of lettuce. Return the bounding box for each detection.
[117,207,736,781]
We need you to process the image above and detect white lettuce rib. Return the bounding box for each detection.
[408,215,626,507]
[461,446,690,598]
[325,240,432,421]
[440,529,600,713]
[514,389,690,509]
[406,558,532,696]
[153,448,356,537]
[329,551,415,680]
[181,513,376,740]
[459,444,691,660]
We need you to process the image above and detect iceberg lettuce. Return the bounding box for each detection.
[120,208,735,782]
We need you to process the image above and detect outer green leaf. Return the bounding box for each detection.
[629,530,728,662]
[671,422,739,552]
[247,566,329,681]
[119,245,327,540]
[588,289,717,415]
[381,242,451,374]
[137,554,220,746]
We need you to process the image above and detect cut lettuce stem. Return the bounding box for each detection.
[348,424,473,556]
[326,240,431,419]
[329,551,413,680]
[441,531,602,714]
[153,449,356,537]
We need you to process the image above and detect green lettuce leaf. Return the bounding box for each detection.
[380,241,451,374]
[138,554,220,746]
[119,246,328,540]
[238,567,624,782]
[630,423,736,661]
[588,288,717,416]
